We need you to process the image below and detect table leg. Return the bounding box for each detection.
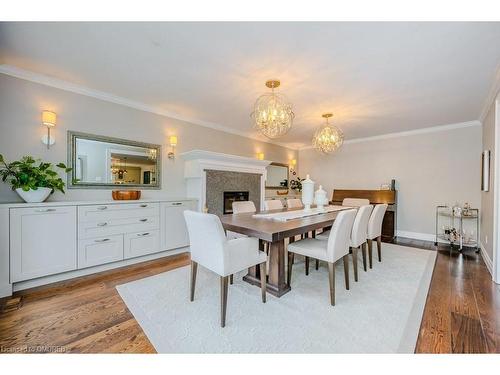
[243,239,291,297]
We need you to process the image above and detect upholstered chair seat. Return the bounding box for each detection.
[317,205,373,280]
[287,209,357,306]
[286,198,303,209]
[184,210,267,327]
[227,201,257,240]
[264,199,284,210]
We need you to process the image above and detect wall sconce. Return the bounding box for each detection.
[168,135,177,159]
[41,110,56,149]
[290,159,297,167]
[256,152,265,160]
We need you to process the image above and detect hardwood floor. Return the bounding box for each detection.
[0,238,498,353]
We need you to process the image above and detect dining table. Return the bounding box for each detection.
[220,205,352,297]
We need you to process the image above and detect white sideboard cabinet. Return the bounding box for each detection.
[0,198,197,297]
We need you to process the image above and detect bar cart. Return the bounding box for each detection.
[435,205,479,252]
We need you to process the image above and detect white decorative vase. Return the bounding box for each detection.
[15,187,52,203]
[301,175,315,211]
[314,185,328,211]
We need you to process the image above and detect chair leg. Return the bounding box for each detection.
[220,276,229,328]
[190,261,198,301]
[351,247,359,282]
[259,262,267,303]
[328,262,336,306]
[377,236,382,262]
[230,274,233,285]
[368,240,373,269]
[287,251,294,286]
[361,243,367,272]
[343,255,350,290]
[305,256,310,275]
[315,259,319,270]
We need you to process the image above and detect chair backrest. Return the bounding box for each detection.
[232,201,256,214]
[183,210,227,274]
[342,198,370,207]
[326,209,357,262]
[350,205,374,247]
[367,204,388,239]
[264,199,284,211]
[286,198,303,209]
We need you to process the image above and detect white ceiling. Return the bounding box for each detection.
[1,22,500,148]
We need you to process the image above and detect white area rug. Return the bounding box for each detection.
[117,243,436,353]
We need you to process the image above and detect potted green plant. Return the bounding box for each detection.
[0,155,72,203]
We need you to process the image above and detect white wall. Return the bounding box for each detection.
[0,73,298,202]
[480,99,496,273]
[299,124,482,238]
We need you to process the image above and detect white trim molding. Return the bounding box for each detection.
[299,121,481,150]
[396,230,436,243]
[0,64,295,151]
[480,242,494,279]
[181,150,271,212]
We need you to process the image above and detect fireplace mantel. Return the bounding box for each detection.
[180,150,271,212]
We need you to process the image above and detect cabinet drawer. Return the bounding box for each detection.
[78,215,159,239]
[78,235,124,269]
[124,230,160,259]
[78,203,159,222]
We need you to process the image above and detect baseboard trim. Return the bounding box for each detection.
[396,230,437,242]
[0,284,13,298]
[12,247,189,292]
[479,242,494,278]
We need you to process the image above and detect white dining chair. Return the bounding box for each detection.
[287,209,357,306]
[232,201,257,214]
[342,198,370,207]
[286,198,303,209]
[264,199,284,210]
[317,205,373,278]
[367,204,388,268]
[226,201,256,240]
[184,210,267,327]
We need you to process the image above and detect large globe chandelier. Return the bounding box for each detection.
[312,113,344,154]
[251,79,295,139]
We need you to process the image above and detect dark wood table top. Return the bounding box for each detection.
[220,206,353,242]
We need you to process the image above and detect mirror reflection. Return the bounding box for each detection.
[266,163,289,188]
[69,132,161,189]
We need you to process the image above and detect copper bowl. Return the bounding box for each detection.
[112,190,141,200]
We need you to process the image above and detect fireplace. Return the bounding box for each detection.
[223,191,249,214]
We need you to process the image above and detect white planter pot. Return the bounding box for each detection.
[15,187,52,203]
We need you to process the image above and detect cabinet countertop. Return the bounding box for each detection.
[0,198,197,209]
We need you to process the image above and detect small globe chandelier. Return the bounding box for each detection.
[312,113,344,154]
[251,79,295,139]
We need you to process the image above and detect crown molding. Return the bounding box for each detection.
[0,64,297,151]
[299,120,482,150]
[479,63,500,123]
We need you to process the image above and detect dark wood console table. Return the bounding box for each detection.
[331,189,397,242]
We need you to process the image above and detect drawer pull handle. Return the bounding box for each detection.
[140,204,148,208]
[97,206,108,210]
[97,222,108,227]
[35,208,56,212]
[95,238,110,243]
[172,202,183,206]
[137,232,150,237]
[139,218,148,222]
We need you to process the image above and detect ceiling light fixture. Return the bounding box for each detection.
[312,113,344,154]
[251,79,294,139]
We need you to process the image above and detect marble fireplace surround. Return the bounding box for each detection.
[181,150,271,212]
